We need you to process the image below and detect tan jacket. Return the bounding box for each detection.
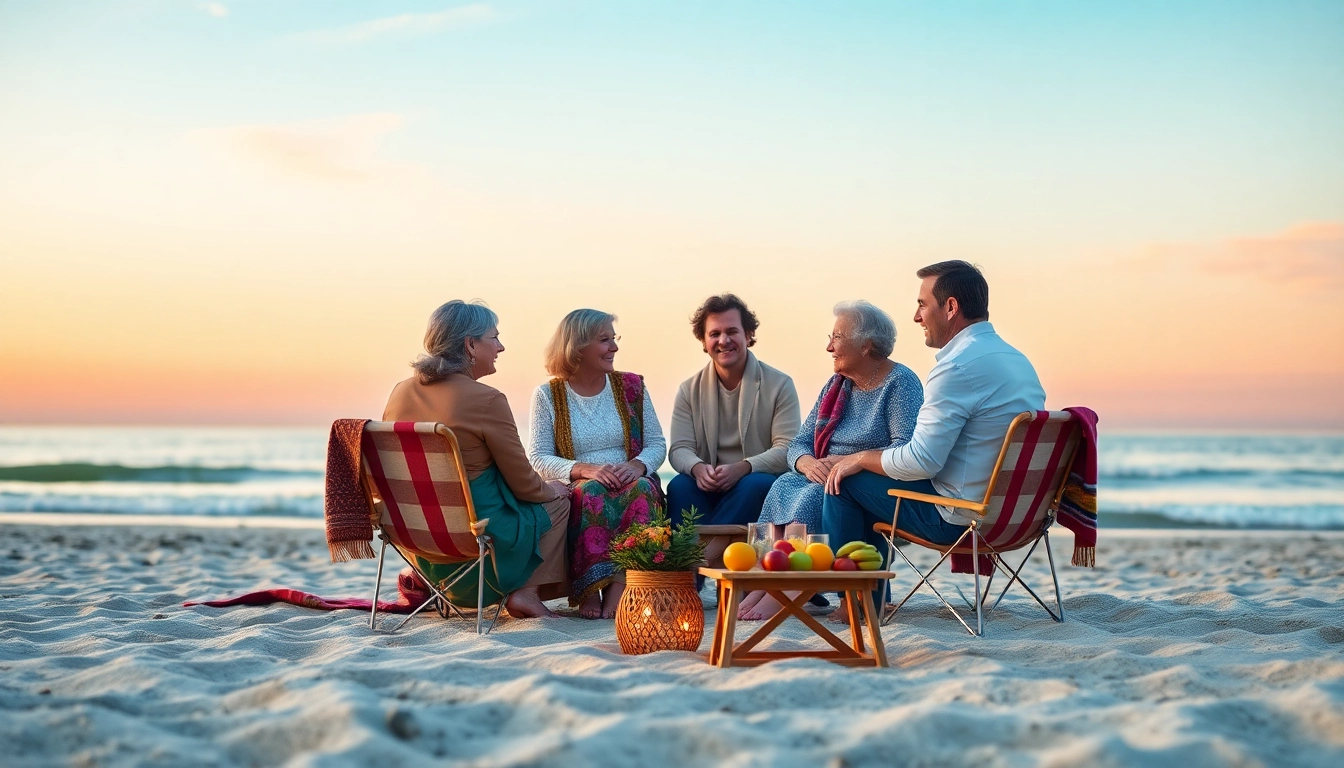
[382,373,562,504]
[668,352,801,476]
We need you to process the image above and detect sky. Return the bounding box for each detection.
[1,0,1342,432]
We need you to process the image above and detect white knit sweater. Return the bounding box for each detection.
[527,377,667,481]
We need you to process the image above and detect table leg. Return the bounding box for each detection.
[719,585,744,668]
[845,590,865,654]
[709,580,725,666]
[860,587,888,668]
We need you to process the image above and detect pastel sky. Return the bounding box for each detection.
[2,0,1342,432]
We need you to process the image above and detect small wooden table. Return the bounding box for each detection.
[699,567,893,668]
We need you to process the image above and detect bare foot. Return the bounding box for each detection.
[578,591,602,619]
[736,589,766,619]
[504,589,559,619]
[741,594,785,621]
[600,582,625,619]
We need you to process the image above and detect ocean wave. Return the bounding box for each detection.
[1100,504,1344,530]
[1102,466,1344,481]
[0,463,321,484]
[0,491,323,517]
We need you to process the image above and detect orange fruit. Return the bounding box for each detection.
[723,542,758,571]
[805,543,834,571]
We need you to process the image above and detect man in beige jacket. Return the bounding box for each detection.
[668,294,801,527]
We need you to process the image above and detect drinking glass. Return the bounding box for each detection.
[746,523,775,559]
[784,522,807,553]
[806,533,830,547]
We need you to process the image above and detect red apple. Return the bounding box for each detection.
[762,550,791,571]
[832,557,858,571]
[773,540,795,554]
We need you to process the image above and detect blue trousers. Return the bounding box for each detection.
[821,471,969,559]
[667,471,778,527]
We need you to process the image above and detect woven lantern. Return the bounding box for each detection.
[615,570,704,654]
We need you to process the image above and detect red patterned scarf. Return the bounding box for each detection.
[813,374,851,458]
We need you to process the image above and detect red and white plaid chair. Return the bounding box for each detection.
[876,410,1083,636]
[359,421,507,635]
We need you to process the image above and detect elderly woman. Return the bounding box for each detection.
[739,300,924,620]
[528,309,667,619]
[383,300,571,619]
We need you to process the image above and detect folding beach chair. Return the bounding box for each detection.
[876,410,1082,636]
[359,421,509,635]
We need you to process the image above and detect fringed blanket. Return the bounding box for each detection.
[184,568,432,614]
[1058,406,1099,567]
[325,418,375,562]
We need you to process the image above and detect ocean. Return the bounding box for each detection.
[0,426,1341,529]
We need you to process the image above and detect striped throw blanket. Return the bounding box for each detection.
[1058,406,1099,567]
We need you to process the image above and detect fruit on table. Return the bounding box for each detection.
[787,537,807,553]
[787,551,813,571]
[848,547,882,564]
[773,540,795,554]
[832,557,858,571]
[836,541,870,557]
[805,543,834,571]
[762,550,791,571]
[722,542,758,572]
[857,560,882,570]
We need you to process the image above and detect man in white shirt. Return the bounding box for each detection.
[821,261,1047,554]
[667,294,801,527]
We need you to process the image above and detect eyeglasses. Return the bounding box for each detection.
[826,333,847,344]
[600,335,622,343]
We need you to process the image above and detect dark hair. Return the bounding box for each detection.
[915,260,989,321]
[690,294,759,346]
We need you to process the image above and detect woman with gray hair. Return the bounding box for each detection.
[739,300,924,621]
[528,309,667,619]
[383,300,572,619]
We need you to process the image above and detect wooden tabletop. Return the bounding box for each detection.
[698,567,894,581]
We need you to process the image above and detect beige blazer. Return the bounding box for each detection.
[383,373,562,505]
[668,352,801,476]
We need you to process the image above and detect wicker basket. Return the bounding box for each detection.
[615,570,705,654]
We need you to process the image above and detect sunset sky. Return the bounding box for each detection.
[2,0,1341,432]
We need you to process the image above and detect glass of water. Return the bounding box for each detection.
[746,523,775,559]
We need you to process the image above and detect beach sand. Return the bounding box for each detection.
[2,515,1342,767]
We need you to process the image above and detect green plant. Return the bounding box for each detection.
[608,507,706,571]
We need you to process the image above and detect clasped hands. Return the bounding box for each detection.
[797,452,876,495]
[573,460,645,490]
[690,460,751,493]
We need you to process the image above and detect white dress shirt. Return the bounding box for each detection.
[881,321,1046,525]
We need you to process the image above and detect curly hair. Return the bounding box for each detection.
[690,294,759,346]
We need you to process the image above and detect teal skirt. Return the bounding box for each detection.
[413,464,550,607]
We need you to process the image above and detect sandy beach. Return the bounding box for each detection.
[2,515,1341,767]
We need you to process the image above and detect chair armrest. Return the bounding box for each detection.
[470,518,490,536]
[886,488,986,514]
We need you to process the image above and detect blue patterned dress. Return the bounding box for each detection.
[757,363,924,529]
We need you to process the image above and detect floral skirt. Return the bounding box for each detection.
[567,476,663,606]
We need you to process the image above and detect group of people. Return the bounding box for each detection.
[381,260,1046,622]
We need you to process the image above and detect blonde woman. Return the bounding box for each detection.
[528,309,667,619]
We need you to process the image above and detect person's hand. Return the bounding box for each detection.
[573,462,623,489]
[824,452,869,495]
[691,462,719,492]
[797,455,829,485]
[713,461,751,491]
[815,456,840,473]
[608,461,641,488]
